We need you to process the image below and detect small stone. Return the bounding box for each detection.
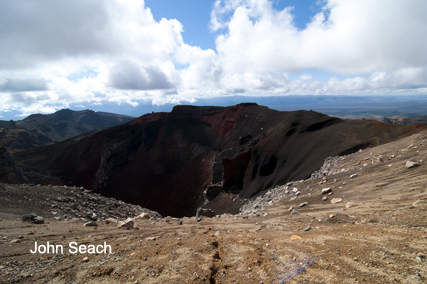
[33,216,44,224]
[406,160,420,169]
[17,235,24,239]
[84,221,98,227]
[349,174,358,179]
[105,218,117,224]
[146,237,157,241]
[299,202,308,208]
[291,209,299,215]
[290,235,302,240]
[83,257,89,262]
[322,196,328,201]
[303,227,311,231]
[346,202,357,209]
[136,212,151,219]
[331,198,342,204]
[90,212,98,221]
[412,200,426,207]
[288,206,293,211]
[415,256,422,262]
[118,218,134,230]
[10,239,21,243]
[214,231,220,236]
[321,187,332,194]
[177,220,183,225]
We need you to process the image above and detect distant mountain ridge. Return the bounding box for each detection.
[0,109,135,152]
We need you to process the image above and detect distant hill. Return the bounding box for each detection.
[0,109,135,152]
[12,103,426,217]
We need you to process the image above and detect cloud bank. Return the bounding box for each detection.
[1,0,427,117]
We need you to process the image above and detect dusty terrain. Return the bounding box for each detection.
[1,131,427,283]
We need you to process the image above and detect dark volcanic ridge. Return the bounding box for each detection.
[9,103,427,217]
[0,109,135,152]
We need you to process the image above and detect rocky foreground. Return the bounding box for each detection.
[1,131,427,283]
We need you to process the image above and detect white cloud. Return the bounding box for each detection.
[1,0,427,117]
[213,0,427,74]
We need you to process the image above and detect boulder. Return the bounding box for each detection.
[195,208,215,222]
[105,218,117,224]
[22,213,44,224]
[136,212,151,219]
[331,198,342,204]
[33,216,45,224]
[346,202,357,209]
[321,187,332,194]
[118,218,134,230]
[406,160,420,169]
[299,202,308,208]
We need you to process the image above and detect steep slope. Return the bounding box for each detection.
[0,109,135,152]
[12,104,426,217]
[0,128,53,153]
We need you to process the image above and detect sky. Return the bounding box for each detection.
[1,0,427,119]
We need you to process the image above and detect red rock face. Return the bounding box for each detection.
[12,104,427,217]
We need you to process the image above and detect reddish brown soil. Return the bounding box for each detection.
[1,130,426,283]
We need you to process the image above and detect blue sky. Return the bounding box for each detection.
[146,0,321,50]
[1,0,427,119]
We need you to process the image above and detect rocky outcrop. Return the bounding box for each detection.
[0,147,27,183]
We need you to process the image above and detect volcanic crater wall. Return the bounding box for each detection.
[12,104,426,217]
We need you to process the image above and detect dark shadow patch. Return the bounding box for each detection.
[338,142,371,156]
[259,156,277,176]
[301,118,340,133]
[222,149,252,194]
[239,134,252,145]
[285,128,296,136]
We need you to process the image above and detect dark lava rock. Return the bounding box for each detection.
[205,184,222,201]
[0,147,27,184]
[22,213,44,224]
